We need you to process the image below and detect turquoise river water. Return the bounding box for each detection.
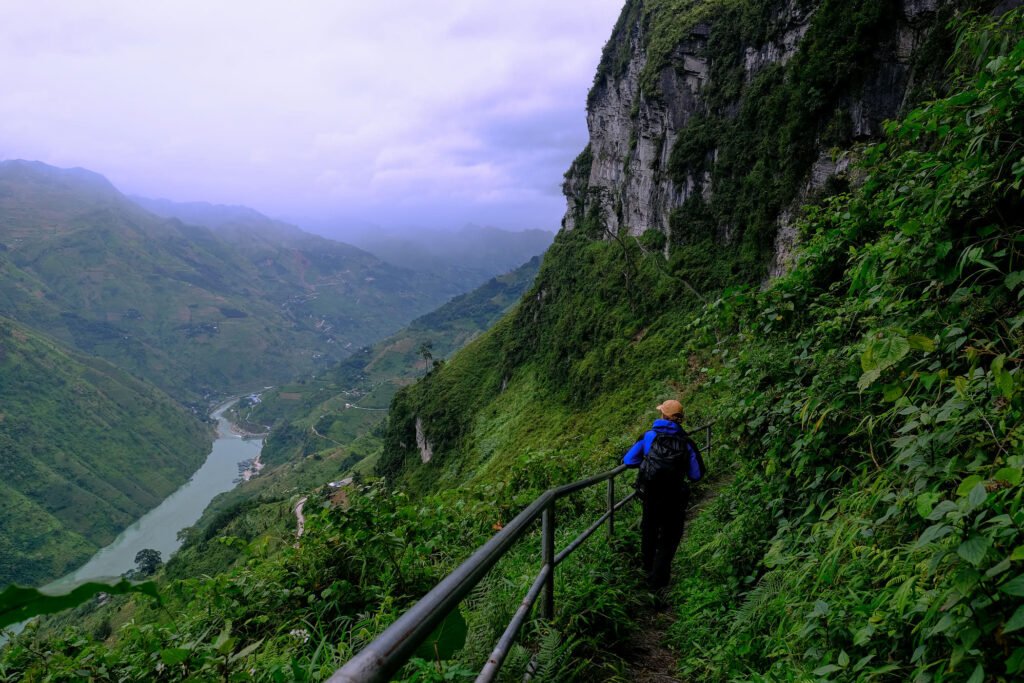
[3,399,264,641]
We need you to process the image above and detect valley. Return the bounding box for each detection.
[3,1,1023,681]
[0,160,549,594]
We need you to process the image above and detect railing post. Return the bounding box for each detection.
[606,477,615,539]
[541,504,555,620]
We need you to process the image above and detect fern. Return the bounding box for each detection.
[731,570,787,630]
[529,627,585,683]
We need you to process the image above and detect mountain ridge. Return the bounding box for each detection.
[0,160,469,403]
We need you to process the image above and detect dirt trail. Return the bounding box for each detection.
[621,477,730,683]
[294,496,308,538]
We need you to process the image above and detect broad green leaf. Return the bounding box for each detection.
[838,650,850,667]
[883,383,906,401]
[861,335,910,373]
[901,219,921,236]
[853,654,874,671]
[986,558,1012,578]
[968,483,988,508]
[1011,546,1024,561]
[813,664,842,676]
[160,648,190,666]
[955,375,969,396]
[1005,604,1024,634]
[957,536,991,566]
[957,475,984,497]
[1006,271,1024,291]
[1007,647,1024,674]
[991,354,1015,397]
[907,334,936,352]
[994,467,1023,485]
[857,367,882,390]
[927,500,960,520]
[916,492,941,519]
[965,663,984,683]
[0,580,160,628]
[229,638,264,663]
[916,523,953,547]
[1000,574,1024,596]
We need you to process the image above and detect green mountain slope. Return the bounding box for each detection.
[0,161,465,403]
[5,4,1024,682]
[150,256,541,582]
[167,253,548,548]
[0,317,209,588]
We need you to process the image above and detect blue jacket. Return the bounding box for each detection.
[623,419,703,481]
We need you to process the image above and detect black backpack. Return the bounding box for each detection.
[636,431,705,497]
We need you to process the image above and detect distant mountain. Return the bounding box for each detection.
[225,254,542,471]
[0,160,465,402]
[0,316,209,588]
[129,196,306,241]
[347,225,552,291]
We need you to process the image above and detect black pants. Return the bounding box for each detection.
[640,486,689,589]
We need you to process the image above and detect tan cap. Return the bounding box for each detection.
[656,399,684,418]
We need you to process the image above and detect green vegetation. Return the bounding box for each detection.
[382,8,1024,679]
[184,257,542,552]
[4,4,1024,682]
[0,317,209,588]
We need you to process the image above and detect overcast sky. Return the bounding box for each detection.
[0,1,624,235]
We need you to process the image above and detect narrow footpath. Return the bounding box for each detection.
[621,477,730,682]
[294,496,308,538]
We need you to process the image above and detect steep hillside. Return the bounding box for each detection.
[376,0,1024,678]
[245,254,543,437]
[170,256,543,551]
[0,317,209,588]
[0,161,464,402]
[4,2,1023,681]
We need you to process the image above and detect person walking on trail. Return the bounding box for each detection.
[622,399,705,590]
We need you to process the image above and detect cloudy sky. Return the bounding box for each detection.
[0,0,625,234]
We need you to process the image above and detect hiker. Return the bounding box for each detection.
[622,399,705,589]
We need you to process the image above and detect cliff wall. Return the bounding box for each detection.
[562,0,1015,277]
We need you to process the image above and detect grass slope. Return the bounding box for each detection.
[0,317,209,588]
[4,5,1024,683]
[158,257,542,580]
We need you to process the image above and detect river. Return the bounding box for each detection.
[3,399,264,640]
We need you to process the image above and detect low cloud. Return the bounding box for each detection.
[0,0,624,232]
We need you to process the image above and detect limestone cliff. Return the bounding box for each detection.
[562,0,1019,278]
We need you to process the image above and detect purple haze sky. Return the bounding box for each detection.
[0,1,625,235]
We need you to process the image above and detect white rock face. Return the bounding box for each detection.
[415,417,433,464]
[565,22,708,238]
[563,0,951,277]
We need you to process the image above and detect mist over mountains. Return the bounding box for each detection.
[0,160,549,404]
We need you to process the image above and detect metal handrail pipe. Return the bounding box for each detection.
[475,564,551,683]
[548,464,628,499]
[328,488,557,683]
[330,424,708,682]
[553,488,637,567]
[328,471,627,682]
[614,491,637,512]
[555,509,612,567]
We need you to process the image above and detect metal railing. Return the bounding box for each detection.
[328,424,712,683]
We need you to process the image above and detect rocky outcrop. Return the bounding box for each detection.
[563,16,709,239]
[562,0,998,276]
[415,416,434,464]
